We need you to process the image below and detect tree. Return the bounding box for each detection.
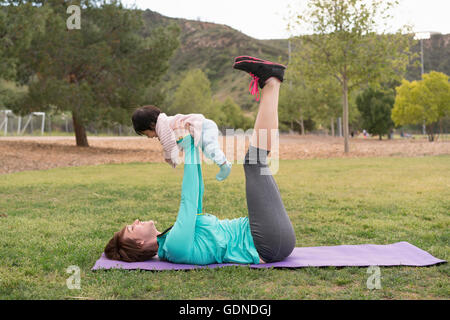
[287,47,351,136]
[304,76,342,135]
[10,0,179,146]
[289,0,414,152]
[392,71,450,142]
[169,69,252,131]
[356,87,395,140]
[219,97,253,131]
[0,1,45,81]
[278,81,307,133]
[169,68,213,116]
[0,1,47,110]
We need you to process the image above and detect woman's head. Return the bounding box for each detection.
[104,219,161,262]
[131,105,161,136]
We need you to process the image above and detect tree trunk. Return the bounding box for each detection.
[297,104,305,135]
[426,123,435,142]
[72,110,89,147]
[437,118,443,141]
[342,77,349,153]
[330,117,335,136]
[299,115,305,135]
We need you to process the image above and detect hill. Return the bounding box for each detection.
[141,9,449,112]
[406,33,450,81]
[141,9,288,110]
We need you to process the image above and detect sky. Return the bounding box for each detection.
[121,0,450,40]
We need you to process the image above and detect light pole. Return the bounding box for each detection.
[414,31,442,136]
[414,32,431,136]
[414,32,431,77]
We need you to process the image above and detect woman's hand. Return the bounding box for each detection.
[173,126,190,142]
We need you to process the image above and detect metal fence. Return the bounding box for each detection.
[1,110,448,140]
[0,110,135,136]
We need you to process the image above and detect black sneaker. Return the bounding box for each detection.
[233,58,286,101]
[234,55,265,63]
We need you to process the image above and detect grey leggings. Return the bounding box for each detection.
[244,145,296,263]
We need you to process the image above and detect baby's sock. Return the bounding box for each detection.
[216,161,232,181]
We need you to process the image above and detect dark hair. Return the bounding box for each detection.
[104,226,157,262]
[131,105,161,136]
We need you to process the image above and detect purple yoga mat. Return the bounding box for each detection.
[91,242,446,271]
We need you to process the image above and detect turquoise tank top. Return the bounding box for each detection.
[156,135,260,265]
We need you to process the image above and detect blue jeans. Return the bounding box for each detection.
[199,119,227,165]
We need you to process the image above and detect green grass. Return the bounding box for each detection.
[0,156,449,299]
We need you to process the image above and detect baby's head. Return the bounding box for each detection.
[131,105,161,138]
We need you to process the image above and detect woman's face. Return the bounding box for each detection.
[123,219,160,245]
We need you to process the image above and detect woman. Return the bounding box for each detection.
[104,56,296,264]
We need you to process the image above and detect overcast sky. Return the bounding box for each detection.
[121,0,450,39]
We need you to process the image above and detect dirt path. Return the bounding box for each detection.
[0,135,448,174]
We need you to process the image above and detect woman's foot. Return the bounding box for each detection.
[233,57,286,87]
[216,161,232,181]
[234,55,265,63]
[233,57,286,100]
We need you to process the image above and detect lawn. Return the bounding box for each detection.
[0,156,448,299]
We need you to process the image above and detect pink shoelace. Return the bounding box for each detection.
[248,73,260,101]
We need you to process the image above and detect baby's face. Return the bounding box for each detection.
[142,129,157,138]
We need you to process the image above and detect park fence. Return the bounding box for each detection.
[0,110,135,136]
[1,110,449,140]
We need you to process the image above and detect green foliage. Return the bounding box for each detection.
[0,2,46,81]
[216,97,253,131]
[8,1,179,145]
[392,72,450,141]
[289,0,415,149]
[278,84,301,131]
[291,0,414,89]
[356,87,395,140]
[169,68,213,116]
[406,34,450,81]
[3,1,450,142]
[168,68,252,131]
[0,79,27,109]
[140,10,288,106]
[280,66,344,133]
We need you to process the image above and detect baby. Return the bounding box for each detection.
[131,105,232,181]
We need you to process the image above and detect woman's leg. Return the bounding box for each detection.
[244,77,296,263]
[250,77,280,152]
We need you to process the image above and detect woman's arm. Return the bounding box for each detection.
[162,135,204,262]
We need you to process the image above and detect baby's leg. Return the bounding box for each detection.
[201,119,227,166]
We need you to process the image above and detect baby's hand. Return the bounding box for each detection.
[173,126,190,141]
[165,158,176,168]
